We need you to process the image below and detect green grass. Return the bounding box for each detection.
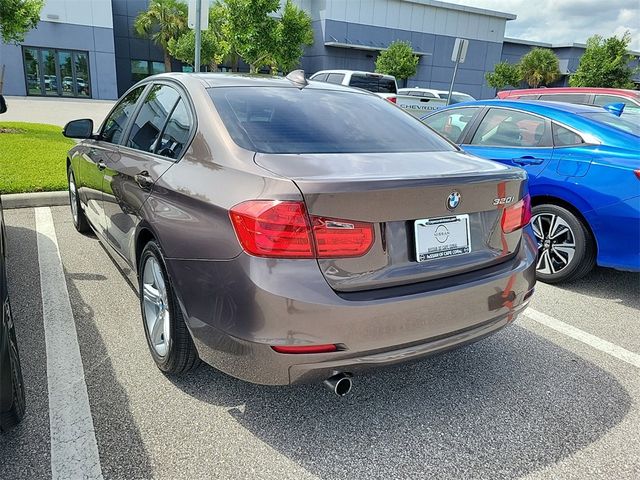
[0,122,75,194]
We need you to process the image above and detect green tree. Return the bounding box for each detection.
[375,40,419,81]
[569,32,637,88]
[222,0,280,73]
[485,61,522,90]
[519,48,560,88]
[0,0,44,43]
[168,3,229,70]
[273,0,313,72]
[134,0,188,73]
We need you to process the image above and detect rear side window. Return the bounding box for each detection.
[471,108,551,147]
[421,107,479,143]
[516,94,539,100]
[208,87,453,154]
[156,99,192,159]
[552,123,584,146]
[126,84,180,153]
[101,86,145,144]
[311,73,328,82]
[326,73,345,85]
[539,93,590,104]
[348,74,397,94]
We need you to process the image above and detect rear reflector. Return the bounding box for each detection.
[501,194,532,233]
[271,344,338,354]
[229,200,374,259]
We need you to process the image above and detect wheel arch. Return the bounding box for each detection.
[134,225,157,276]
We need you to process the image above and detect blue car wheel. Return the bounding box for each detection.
[531,204,596,283]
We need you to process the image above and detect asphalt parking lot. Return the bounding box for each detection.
[1,205,638,480]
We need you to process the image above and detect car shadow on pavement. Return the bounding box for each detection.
[558,267,639,310]
[169,325,631,480]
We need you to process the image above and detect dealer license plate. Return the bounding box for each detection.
[414,215,471,262]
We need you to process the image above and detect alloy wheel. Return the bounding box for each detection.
[531,213,576,275]
[142,256,171,357]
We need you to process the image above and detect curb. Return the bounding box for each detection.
[1,191,68,209]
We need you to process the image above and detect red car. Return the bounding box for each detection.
[497,87,640,113]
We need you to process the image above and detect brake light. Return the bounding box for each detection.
[501,195,532,233]
[387,96,397,104]
[229,200,374,258]
[271,344,338,354]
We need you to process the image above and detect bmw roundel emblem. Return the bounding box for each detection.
[447,191,461,210]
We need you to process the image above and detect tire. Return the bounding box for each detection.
[531,203,596,284]
[138,241,200,374]
[68,168,90,234]
[0,304,26,433]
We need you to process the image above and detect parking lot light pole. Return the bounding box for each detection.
[194,0,202,73]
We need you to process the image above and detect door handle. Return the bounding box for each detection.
[135,171,154,190]
[97,160,106,171]
[513,156,544,166]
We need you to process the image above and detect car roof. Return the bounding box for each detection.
[498,87,640,98]
[146,72,366,93]
[311,69,396,80]
[446,99,606,115]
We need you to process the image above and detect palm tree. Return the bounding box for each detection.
[519,48,561,88]
[134,0,189,73]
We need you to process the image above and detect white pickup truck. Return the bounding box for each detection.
[309,70,398,103]
[396,88,475,117]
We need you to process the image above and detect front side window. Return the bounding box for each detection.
[127,84,180,153]
[421,107,479,143]
[208,87,453,154]
[552,123,584,146]
[101,86,146,144]
[471,109,550,147]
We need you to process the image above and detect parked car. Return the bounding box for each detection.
[0,94,26,432]
[422,100,640,283]
[496,87,640,114]
[396,88,475,116]
[63,73,536,394]
[309,70,398,102]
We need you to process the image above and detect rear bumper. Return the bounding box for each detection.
[166,227,537,385]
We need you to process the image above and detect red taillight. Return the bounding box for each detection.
[271,344,338,354]
[229,200,374,259]
[501,195,532,233]
[387,96,397,103]
[635,169,640,180]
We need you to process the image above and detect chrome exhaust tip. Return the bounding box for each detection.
[324,373,353,396]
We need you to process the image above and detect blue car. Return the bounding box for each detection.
[421,100,640,283]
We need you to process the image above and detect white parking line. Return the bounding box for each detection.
[35,207,103,480]
[525,308,640,369]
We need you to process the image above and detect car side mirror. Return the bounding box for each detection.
[63,119,94,139]
[0,95,7,114]
[602,102,625,117]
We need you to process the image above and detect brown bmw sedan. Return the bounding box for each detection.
[64,73,536,395]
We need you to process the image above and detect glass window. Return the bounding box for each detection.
[552,123,584,146]
[58,51,73,97]
[101,86,146,144]
[421,107,479,143]
[326,73,345,85]
[438,93,475,104]
[208,87,454,154]
[311,73,328,82]
[538,93,590,104]
[471,108,550,147]
[74,52,90,97]
[41,49,58,96]
[516,94,540,100]
[126,85,180,153]
[578,112,640,136]
[156,99,192,159]
[23,47,91,98]
[23,48,42,95]
[131,60,149,83]
[151,62,165,75]
[349,74,397,94]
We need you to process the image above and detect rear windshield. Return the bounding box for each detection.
[579,112,640,136]
[208,87,454,154]
[348,74,397,94]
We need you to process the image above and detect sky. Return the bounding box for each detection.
[451,0,640,50]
